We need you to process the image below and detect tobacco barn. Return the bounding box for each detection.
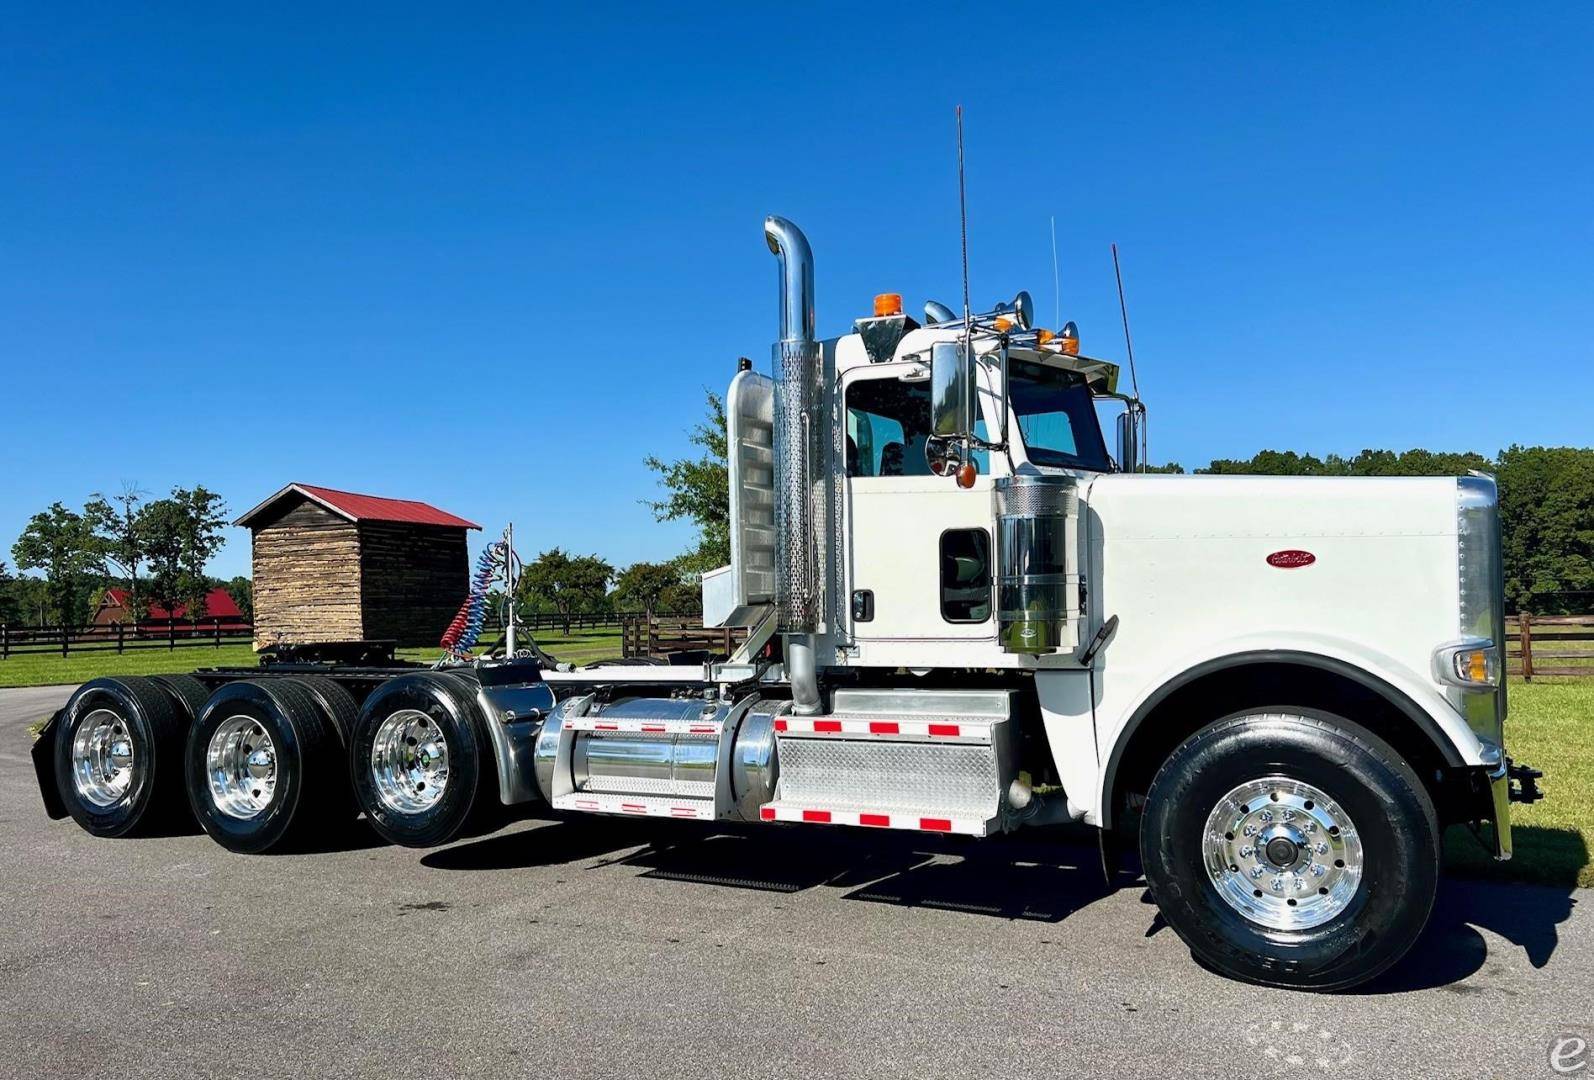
[234,483,479,648]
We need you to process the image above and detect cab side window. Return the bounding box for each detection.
[846,378,933,478]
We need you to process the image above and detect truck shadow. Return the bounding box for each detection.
[617,823,1115,922]
[425,818,1580,990]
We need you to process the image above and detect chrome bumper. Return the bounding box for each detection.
[1485,754,1513,861]
[1478,741,1545,861]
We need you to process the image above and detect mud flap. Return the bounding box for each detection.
[31,710,68,820]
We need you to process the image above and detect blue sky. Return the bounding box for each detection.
[2,4,1590,580]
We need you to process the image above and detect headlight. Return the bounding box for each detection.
[1447,475,1507,739]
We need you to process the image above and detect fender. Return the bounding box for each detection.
[1093,632,1483,830]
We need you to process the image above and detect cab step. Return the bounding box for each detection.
[757,800,996,836]
[765,689,1016,835]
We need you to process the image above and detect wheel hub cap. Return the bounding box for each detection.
[207,716,278,820]
[71,709,137,808]
[370,709,449,814]
[1202,776,1364,930]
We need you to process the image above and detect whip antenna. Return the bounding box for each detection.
[956,106,971,335]
[1111,242,1141,401]
[1050,215,1061,328]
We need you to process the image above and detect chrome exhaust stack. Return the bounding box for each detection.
[764,215,823,714]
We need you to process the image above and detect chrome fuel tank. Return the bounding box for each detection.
[533,694,786,822]
[573,699,722,798]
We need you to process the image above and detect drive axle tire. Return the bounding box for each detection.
[185,679,340,854]
[1139,708,1439,992]
[53,676,185,837]
[150,673,212,725]
[349,671,497,849]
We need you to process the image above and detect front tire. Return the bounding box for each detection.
[1139,708,1439,991]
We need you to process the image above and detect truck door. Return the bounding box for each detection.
[842,365,998,647]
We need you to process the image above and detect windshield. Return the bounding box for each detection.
[1009,360,1112,471]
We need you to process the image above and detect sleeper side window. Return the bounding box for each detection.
[940,528,992,623]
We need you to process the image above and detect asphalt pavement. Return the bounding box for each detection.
[2,683,1589,1079]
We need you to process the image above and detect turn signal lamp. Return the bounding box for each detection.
[957,460,978,488]
[1433,640,1500,688]
[993,317,1013,332]
[1455,646,1499,686]
[1059,320,1080,356]
[874,293,903,317]
[1036,328,1056,345]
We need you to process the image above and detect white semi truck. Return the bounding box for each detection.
[32,216,1542,991]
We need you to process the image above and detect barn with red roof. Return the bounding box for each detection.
[234,483,479,647]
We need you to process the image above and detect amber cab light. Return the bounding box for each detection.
[873,293,903,317]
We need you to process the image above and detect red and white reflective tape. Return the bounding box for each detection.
[563,716,721,736]
[553,792,712,820]
[771,716,991,742]
[756,802,989,837]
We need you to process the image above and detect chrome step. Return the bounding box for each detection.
[764,688,1015,833]
[758,799,996,837]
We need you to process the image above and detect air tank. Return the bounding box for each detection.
[992,473,1077,654]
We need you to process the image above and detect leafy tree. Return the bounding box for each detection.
[0,560,19,625]
[85,485,148,613]
[139,486,228,623]
[519,548,614,631]
[644,390,729,573]
[613,560,683,618]
[12,503,105,625]
[1496,446,1594,614]
[223,575,254,620]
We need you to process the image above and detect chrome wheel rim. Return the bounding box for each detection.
[71,709,136,807]
[1202,775,1364,931]
[370,709,449,814]
[207,716,278,819]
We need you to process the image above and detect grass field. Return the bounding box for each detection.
[8,642,1588,887]
[1444,678,1593,888]
[0,628,627,688]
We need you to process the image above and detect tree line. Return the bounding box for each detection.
[1,485,247,628]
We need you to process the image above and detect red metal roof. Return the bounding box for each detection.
[103,586,244,622]
[233,483,479,530]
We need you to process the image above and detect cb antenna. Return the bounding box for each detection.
[956,106,972,337]
[1111,242,1141,401]
[1050,215,1061,328]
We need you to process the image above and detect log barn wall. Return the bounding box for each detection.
[249,498,364,646]
[357,521,468,646]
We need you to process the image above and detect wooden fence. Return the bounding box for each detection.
[0,620,254,659]
[621,614,743,660]
[1508,614,1594,680]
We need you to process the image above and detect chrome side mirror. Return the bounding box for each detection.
[1115,404,1145,472]
[930,340,975,438]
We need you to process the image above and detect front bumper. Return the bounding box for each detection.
[1479,743,1545,861]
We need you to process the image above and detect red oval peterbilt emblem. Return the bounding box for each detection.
[1267,549,1316,569]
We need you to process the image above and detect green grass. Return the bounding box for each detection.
[1444,677,1594,889]
[0,629,628,689]
[0,643,266,688]
[9,645,1589,888]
